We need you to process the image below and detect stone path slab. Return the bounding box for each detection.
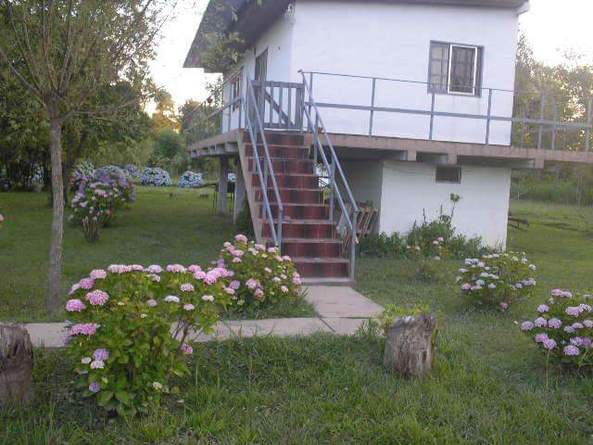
[17,286,383,348]
[304,286,383,318]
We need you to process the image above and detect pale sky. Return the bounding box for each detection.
[149,0,593,110]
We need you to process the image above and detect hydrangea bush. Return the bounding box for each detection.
[457,252,537,310]
[141,167,172,187]
[521,289,593,368]
[65,263,235,416]
[70,160,95,191]
[124,164,141,179]
[94,165,136,205]
[219,235,302,309]
[70,182,117,242]
[178,171,204,188]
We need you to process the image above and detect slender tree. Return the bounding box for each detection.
[0,0,176,314]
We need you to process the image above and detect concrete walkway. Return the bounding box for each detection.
[20,286,384,348]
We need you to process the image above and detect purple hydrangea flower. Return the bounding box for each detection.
[534,317,548,328]
[93,348,110,361]
[537,304,550,313]
[70,323,98,337]
[534,333,549,343]
[89,382,101,393]
[548,318,562,329]
[566,306,582,317]
[543,338,557,350]
[520,321,534,331]
[563,345,580,356]
[86,290,109,306]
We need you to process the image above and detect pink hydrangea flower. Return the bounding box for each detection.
[224,287,236,295]
[78,278,95,290]
[188,265,202,273]
[181,343,193,355]
[461,283,472,291]
[255,289,264,300]
[520,321,534,331]
[164,295,180,303]
[232,250,245,258]
[93,348,110,361]
[232,257,242,264]
[90,269,107,280]
[149,274,161,282]
[183,304,195,311]
[70,323,98,337]
[583,320,593,328]
[147,299,158,307]
[293,277,302,286]
[543,338,557,350]
[86,290,109,306]
[166,264,186,273]
[282,256,291,262]
[246,279,258,290]
[281,286,289,294]
[180,283,195,293]
[234,234,248,243]
[230,280,241,290]
[69,283,81,295]
[66,299,86,312]
[204,273,218,285]
[202,295,214,302]
[551,289,573,299]
[194,271,207,280]
[499,302,509,311]
[146,265,163,274]
[89,382,101,393]
[563,345,580,356]
[548,318,562,329]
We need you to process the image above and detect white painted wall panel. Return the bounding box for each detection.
[290,0,520,145]
[379,162,511,247]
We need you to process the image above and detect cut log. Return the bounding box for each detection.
[383,315,437,378]
[0,325,34,406]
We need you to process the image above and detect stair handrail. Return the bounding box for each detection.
[243,78,284,249]
[299,70,359,280]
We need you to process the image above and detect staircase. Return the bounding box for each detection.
[241,76,358,285]
[245,131,351,282]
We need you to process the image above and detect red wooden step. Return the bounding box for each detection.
[260,203,329,220]
[262,220,335,238]
[248,157,314,175]
[252,173,319,189]
[293,257,350,278]
[278,238,342,258]
[245,143,310,159]
[255,188,323,204]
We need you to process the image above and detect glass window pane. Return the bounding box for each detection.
[449,46,476,94]
[428,43,449,92]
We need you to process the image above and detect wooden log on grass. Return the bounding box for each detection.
[0,325,34,406]
[383,315,437,378]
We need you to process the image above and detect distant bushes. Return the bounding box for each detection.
[140,167,172,187]
[178,171,204,188]
[512,170,593,207]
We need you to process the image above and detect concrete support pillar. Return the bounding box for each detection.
[233,164,246,223]
[217,157,229,216]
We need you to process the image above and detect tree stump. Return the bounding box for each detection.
[0,325,34,406]
[383,315,437,378]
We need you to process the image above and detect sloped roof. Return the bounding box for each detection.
[184,0,529,69]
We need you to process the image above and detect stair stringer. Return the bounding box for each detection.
[236,130,264,245]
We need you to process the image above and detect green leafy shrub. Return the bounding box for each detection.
[458,252,537,310]
[358,304,430,338]
[220,235,302,309]
[520,289,593,368]
[65,263,234,416]
[359,232,405,257]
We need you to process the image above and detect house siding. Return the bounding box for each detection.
[379,162,511,247]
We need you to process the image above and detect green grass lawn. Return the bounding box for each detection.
[1,199,593,443]
[0,188,314,321]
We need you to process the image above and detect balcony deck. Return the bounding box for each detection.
[189,129,593,169]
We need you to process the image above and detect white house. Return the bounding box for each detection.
[184,0,593,282]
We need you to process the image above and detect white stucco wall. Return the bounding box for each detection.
[378,162,511,247]
[222,11,296,131]
[341,160,383,233]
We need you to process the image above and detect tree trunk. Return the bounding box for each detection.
[383,315,437,378]
[0,325,34,406]
[48,116,64,315]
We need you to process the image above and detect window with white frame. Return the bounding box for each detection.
[428,42,483,96]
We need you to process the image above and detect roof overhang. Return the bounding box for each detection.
[184,0,530,70]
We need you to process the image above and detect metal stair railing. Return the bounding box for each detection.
[243,79,284,249]
[299,70,360,280]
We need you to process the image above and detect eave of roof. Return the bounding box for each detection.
[184,0,529,70]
